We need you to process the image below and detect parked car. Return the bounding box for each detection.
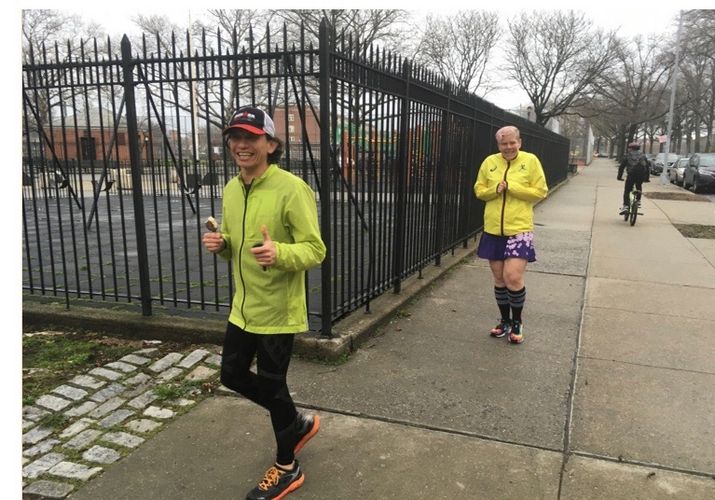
[669,157,690,186]
[683,153,715,193]
[652,153,680,176]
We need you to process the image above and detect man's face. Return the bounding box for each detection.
[227,130,277,170]
[497,132,521,161]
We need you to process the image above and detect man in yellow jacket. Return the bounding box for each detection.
[202,106,326,500]
[474,125,548,344]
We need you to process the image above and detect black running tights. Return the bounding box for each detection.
[220,322,298,463]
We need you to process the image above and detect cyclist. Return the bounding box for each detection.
[617,142,649,215]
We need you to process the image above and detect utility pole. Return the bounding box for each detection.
[662,11,683,184]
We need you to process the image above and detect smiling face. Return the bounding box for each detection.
[496,126,521,161]
[226,130,278,179]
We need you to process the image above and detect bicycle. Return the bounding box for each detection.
[623,187,643,226]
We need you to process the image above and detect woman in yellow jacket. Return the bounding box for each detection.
[474,126,548,344]
[203,107,325,500]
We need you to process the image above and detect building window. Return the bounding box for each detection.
[80,137,97,161]
[288,125,295,133]
[288,114,294,122]
[117,132,126,146]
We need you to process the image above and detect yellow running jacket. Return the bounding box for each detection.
[218,164,326,334]
[474,151,548,236]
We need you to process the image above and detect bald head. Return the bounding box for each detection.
[496,126,520,142]
[495,126,522,161]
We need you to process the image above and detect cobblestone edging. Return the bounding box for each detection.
[22,344,223,498]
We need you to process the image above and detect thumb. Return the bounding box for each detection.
[260,224,271,244]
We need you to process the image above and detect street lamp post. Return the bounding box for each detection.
[662,11,683,185]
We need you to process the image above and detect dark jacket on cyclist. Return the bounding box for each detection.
[618,144,649,208]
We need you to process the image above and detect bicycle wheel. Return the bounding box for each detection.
[629,200,638,226]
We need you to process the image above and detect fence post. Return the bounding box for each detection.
[434,81,450,266]
[318,19,333,337]
[121,35,152,316]
[392,60,411,294]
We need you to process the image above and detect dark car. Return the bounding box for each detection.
[683,153,715,193]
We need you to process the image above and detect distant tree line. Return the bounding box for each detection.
[22,9,715,157]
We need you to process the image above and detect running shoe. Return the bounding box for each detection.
[294,413,320,455]
[490,319,511,338]
[509,321,524,344]
[619,205,628,215]
[245,461,304,500]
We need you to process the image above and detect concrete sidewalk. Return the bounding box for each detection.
[67,159,715,499]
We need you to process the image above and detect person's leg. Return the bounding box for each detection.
[623,176,635,207]
[220,322,264,405]
[488,259,512,337]
[503,258,528,343]
[255,334,301,466]
[245,334,307,500]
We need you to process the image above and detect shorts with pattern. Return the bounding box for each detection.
[477,232,536,262]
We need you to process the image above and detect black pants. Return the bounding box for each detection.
[623,176,644,206]
[220,322,298,463]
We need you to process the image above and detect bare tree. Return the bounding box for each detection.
[591,35,675,155]
[505,10,616,127]
[415,11,500,96]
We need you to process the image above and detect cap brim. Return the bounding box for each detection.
[223,124,266,136]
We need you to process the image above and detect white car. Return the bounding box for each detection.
[669,157,689,186]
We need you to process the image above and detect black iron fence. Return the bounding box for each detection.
[22,20,570,335]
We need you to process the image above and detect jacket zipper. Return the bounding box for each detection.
[238,183,249,328]
[500,160,511,236]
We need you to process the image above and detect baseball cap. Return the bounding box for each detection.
[223,106,276,137]
[628,142,640,149]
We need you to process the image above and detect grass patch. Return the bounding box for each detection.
[153,379,212,401]
[673,224,715,239]
[644,192,711,202]
[22,333,138,405]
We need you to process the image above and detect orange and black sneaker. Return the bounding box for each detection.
[509,321,524,344]
[294,413,320,455]
[490,319,512,338]
[245,461,304,500]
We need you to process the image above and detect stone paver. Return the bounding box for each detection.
[68,374,107,390]
[101,431,145,448]
[23,479,74,498]
[83,445,122,464]
[52,384,89,401]
[133,347,160,357]
[157,366,184,381]
[125,419,162,433]
[98,409,135,428]
[148,352,183,373]
[23,426,53,445]
[48,461,103,481]
[143,406,175,420]
[23,452,66,479]
[63,429,103,450]
[119,353,152,366]
[104,361,139,373]
[58,418,96,439]
[23,439,61,458]
[64,401,98,418]
[204,353,222,366]
[35,394,73,412]
[124,372,152,386]
[184,365,217,381]
[23,405,51,421]
[88,366,123,381]
[127,390,158,409]
[89,397,126,418]
[89,383,126,403]
[177,349,209,368]
[21,340,222,497]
